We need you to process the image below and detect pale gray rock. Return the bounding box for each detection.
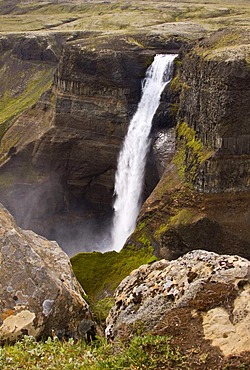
[0,204,91,343]
[106,250,250,357]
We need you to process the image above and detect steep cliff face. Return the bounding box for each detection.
[1,28,249,258]
[177,28,250,192]
[0,33,62,141]
[41,38,153,209]
[128,28,250,260]
[0,34,181,254]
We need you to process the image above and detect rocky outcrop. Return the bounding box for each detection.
[0,203,92,343]
[106,250,250,367]
[127,173,250,260]
[12,34,60,62]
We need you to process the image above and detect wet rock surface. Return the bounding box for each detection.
[106,250,250,364]
[0,203,92,343]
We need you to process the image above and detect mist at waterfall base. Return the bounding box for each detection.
[1,54,176,257]
[46,213,113,257]
[1,178,113,257]
[111,54,177,252]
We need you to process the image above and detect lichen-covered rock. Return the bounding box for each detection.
[106,250,250,360]
[0,203,92,343]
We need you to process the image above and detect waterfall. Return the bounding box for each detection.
[111,54,177,251]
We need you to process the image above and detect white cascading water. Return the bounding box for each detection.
[111,53,177,251]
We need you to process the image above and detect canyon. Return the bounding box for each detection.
[0,0,248,258]
[0,1,249,367]
[0,26,249,259]
[0,31,182,254]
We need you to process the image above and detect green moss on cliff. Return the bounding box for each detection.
[136,221,147,231]
[0,164,40,191]
[130,220,157,250]
[152,168,181,200]
[71,246,157,302]
[169,103,180,117]
[154,209,194,240]
[169,72,181,93]
[0,66,54,137]
[137,233,152,249]
[174,121,213,183]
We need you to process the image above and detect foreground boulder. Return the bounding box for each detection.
[0,204,91,343]
[106,250,250,365]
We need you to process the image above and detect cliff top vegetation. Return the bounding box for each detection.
[0,0,249,36]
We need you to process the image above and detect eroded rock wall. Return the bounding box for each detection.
[0,34,180,253]
[127,29,250,261]
[177,28,250,192]
[39,42,152,208]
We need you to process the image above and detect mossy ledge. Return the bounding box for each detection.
[154,209,195,240]
[174,121,214,184]
[71,245,157,315]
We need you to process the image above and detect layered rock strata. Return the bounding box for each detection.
[0,34,181,253]
[128,28,250,260]
[177,28,250,192]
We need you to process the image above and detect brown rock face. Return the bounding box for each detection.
[177,28,250,192]
[128,28,250,261]
[106,250,250,368]
[0,34,181,254]
[0,203,92,343]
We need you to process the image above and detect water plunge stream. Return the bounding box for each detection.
[111,54,177,251]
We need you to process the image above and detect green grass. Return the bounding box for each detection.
[174,122,214,183]
[154,209,195,240]
[71,246,157,302]
[0,63,55,137]
[72,245,151,325]
[0,333,248,369]
[0,334,185,370]
[91,297,115,324]
[0,1,249,34]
